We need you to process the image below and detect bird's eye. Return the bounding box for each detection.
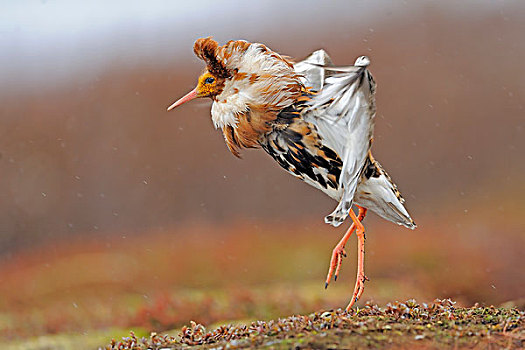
[204,77,215,84]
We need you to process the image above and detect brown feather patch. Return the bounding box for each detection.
[193,37,232,79]
[223,125,241,158]
[221,107,277,157]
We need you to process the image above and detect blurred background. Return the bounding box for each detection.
[0,0,524,345]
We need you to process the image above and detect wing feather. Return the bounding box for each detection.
[295,52,376,227]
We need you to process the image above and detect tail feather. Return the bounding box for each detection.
[354,157,416,229]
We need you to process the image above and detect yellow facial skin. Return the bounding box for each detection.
[196,72,220,98]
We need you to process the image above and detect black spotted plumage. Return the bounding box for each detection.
[260,99,343,197]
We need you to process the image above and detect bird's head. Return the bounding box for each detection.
[167,37,232,111]
[167,70,224,110]
[167,37,303,129]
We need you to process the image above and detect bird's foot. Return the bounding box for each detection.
[345,208,367,311]
[325,244,347,289]
[346,274,369,311]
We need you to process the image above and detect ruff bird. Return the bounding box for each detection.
[167,37,416,310]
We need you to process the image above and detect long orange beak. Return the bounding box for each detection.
[167,88,198,111]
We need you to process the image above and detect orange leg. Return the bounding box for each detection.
[346,207,368,310]
[325,206,367,289]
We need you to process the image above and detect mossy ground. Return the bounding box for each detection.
[106,299,524,349]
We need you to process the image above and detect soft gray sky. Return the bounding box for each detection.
[0,0,510,92]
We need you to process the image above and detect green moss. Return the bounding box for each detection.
[102,299,524,349]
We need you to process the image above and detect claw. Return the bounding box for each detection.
[325,244,347,288]
[325,225,356,288]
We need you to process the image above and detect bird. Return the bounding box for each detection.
[167,37,416,310]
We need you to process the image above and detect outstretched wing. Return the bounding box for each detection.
[295,51,376,227]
